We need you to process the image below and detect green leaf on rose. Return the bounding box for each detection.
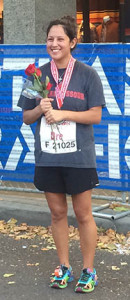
[33,78,43,92]
[45,76,50,86]
[42,90,49,98]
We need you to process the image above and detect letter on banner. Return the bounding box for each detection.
[108,124,120,179]
[4,137,23,171]
[13,76,23,111]
[20,123,35,164]
[38,58,50,67]
[125,136,130,169]
[95,144,104,156]
[4,124,34,171]
[3,58,35,70]
[92,57,121,116]
[0,129,3,169]
[125,83,130,116]
[3,58,35,112]
[126,57,130,76]
[125,58,130,116]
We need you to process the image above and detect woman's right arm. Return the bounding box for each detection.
[23,97,54,125]
[23,105,43,125]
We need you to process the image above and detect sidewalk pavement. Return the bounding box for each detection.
[0,189,130,234]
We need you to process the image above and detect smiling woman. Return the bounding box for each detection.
[46,18,77,69]
[17,15,105,294]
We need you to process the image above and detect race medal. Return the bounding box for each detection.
[40,116,77,154]
[51,56,76,109]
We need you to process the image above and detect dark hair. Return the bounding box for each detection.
[46,15,77,46]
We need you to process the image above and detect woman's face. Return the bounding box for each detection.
[47,25,76,67]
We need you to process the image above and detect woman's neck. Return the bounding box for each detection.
[53,54,72,69]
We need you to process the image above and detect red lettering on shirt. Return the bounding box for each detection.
[66,91,69,97]
[49,90,84,100]
[70,91,73,97]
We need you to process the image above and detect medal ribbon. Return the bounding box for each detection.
[51,56,76,109]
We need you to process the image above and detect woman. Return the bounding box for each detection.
[18,15,105,293]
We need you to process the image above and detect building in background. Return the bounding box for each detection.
[125,0,130,42]
[77,0,130,43]
[2,0,76,44]
[0,0,130,44]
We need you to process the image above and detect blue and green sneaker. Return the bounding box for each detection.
[75,268,98,293]
[50,264,74,289]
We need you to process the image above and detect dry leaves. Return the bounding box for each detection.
[0,219,130,254]
[97,228,130,254]
[110,202,130,212]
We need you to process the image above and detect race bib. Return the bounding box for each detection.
[40,117,77,154]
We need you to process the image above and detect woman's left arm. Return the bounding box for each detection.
[45,106,102,125]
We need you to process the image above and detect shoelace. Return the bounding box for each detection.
[80,271,91,282]
[58,265,68,277]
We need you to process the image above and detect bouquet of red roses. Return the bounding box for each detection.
[22,63,52,99]
[22,63,62,152]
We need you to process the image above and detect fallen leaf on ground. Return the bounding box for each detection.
[110,202,130,211]
[8,281,15,284]
[26,263,39,266]
[3,274,14,278]
[100,261,104,264]
[112,266,120,271]
[7,218,17,225]
[120,262,127,265]
[126,231,130,238]
[47,245,56,250]
[41,248,49,251]
[114,206,129,212]
[106,243,117,251]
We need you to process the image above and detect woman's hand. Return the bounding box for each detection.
[45,106,102,125]
[40,98,54,114]
[45,109,64,124]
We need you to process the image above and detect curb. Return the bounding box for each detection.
[0,196,129,234]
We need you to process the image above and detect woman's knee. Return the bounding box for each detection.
[72,191,93,224]
[74,207,93,224]
[51,204,67,222]
[45,193,67,222]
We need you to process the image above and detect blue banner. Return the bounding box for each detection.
[0,44,130,191]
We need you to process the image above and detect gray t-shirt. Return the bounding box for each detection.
[18,60,105,168]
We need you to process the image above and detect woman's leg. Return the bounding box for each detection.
[72,190,97,270]
[45,192,70,268]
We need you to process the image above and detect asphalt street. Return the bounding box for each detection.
[0,234,130,300]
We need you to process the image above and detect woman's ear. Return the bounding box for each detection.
[70,38,77,49]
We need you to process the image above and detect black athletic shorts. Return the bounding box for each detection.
[34,166,99,194]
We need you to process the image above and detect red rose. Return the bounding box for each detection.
[46,82,53,90]
[35,68,42,77]
[25,63,36,76]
